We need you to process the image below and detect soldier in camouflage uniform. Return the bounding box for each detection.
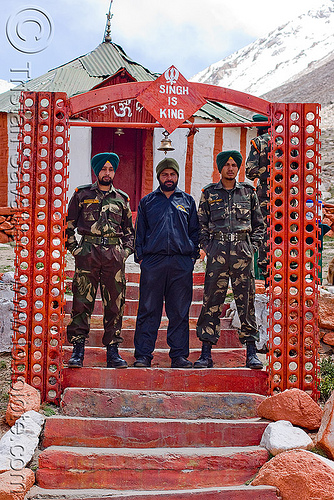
[245,114,270,282]
[66,152,134,368]
[195,150,265,370]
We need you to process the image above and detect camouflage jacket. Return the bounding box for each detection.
[245,132,270,184]
[198,180,265,252]
[66,181,134,255]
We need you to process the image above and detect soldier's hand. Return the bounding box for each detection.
[199,249,206,261]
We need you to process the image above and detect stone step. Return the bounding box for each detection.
[65,270,207,286]
[62,367,268,395]
[62,346,246,368]
[42,416,268,448]
[27,485,280,500]
[61,388,265,419]
[65,281,205,302]
[63,326,241,349]
[36,446,270,490]
[64,298,207,317]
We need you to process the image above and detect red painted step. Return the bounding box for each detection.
[62,367,268,395]
[65,281,205,302]
[42,416,268,448]
[65,270,206,286]
[63,326,242,349]
[70,328,241,349]
[64,298,205,317]
[37,446,269,490]
[27,485,280,499]
[62,346,246,368]
[61,388,265,419]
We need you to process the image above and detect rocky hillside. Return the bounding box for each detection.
[191,0,334,97]
[191,0,334,198]
[262,56,334,196]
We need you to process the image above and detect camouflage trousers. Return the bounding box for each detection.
[67,242,126,346]
[257,191,269,280]
[196,239,258,344]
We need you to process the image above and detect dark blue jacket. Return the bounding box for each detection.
[134,187,199,262]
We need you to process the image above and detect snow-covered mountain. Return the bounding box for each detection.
[191,0,334,97]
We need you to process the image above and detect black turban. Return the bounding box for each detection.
[216,151,243,172]
[91,152,119,176]
[156,158,180,178]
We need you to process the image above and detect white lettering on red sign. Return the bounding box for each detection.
[159,85,189,95]
[160,108,185,119]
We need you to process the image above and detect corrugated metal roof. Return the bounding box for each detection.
[194,101,247,123]
[79,42,158,82]
[0,42,157,113]
[0,41,249,124]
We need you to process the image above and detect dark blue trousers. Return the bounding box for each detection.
[134,254,193,360]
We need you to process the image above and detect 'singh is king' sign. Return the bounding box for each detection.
[137,66,206,134]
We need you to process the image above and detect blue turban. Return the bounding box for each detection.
[216,150,243,172]
[91,152,119,176]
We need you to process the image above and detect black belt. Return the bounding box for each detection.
[82,235,120,245]
[213,232,248,242]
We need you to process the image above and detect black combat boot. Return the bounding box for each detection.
[134,356,151,367]
[171,356,192,368]
[107,344,128,368]
[68,342,85,368]
[246,341,263,369]
[193,341,213,368]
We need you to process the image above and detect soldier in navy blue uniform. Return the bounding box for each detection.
[134,158,199,368]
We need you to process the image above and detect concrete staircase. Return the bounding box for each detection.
[29,270,280,500]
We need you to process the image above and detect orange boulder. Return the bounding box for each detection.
[5,380,41,427]
[253,449,334,500]
[0,468,34,500]
[257,388,322,430]
[317,390,334,459]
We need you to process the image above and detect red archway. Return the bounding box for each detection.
[12,77,320,403]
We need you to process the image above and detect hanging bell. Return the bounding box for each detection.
[157,130,175,155]
[115,127,124,136]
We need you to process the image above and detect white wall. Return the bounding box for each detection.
[191,128,215,205]
[67,126,92,202]
[152,128,188,191]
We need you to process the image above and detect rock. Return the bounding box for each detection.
[0,468,35,500]
[319,292,334,330]
[229,293,269,351]
[323,331,334,346]
[317,390,334,459]
[1,272,14,283]
[0,410,45,472]
[252,449,334,500]
[0,299,13,352]
[260,420,313,455]
[6,381,41,426]
[257,388,323,430]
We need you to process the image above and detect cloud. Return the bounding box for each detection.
[0,0,328,81]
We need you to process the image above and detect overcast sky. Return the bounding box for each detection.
[0,0,329,84]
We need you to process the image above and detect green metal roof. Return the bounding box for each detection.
[0,42,158,113]
[0,41,248,124]
[194,101,247,123]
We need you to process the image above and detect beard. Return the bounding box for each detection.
[98,176,112,186]
[159,179,178,192]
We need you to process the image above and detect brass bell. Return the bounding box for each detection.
[157,130,175,154]
[115,127,124,136]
